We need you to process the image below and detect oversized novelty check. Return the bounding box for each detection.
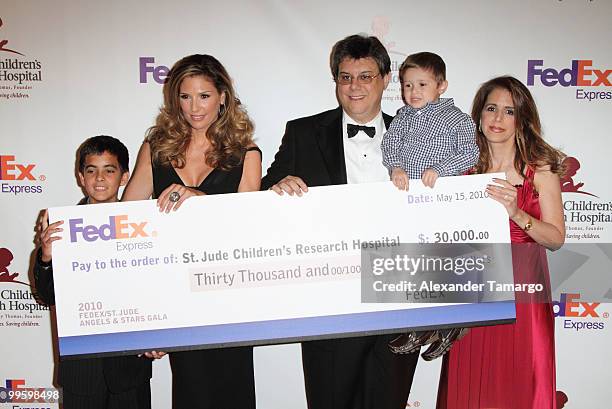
[49,174,514,357]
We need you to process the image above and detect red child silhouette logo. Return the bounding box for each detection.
[371,16,396,51]
[0,17,25,56]
[555,390,568,408]
[0,248,27,285]
[560,156,597,197]
[370,16,405,57]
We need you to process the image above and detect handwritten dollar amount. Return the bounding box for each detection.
[419,230,490,243]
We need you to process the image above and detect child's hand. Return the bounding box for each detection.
[39,210,63,262]
[391,168,409,191]
[421,169,439,188]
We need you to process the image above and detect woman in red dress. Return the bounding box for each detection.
[437,76,566,409]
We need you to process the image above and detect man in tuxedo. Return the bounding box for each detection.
[262,34,419,409]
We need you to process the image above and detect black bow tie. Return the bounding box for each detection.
[347,123,376,138]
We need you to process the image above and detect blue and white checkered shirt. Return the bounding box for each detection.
[381,98,478,179]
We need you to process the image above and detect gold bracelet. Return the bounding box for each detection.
[523,216,533,231]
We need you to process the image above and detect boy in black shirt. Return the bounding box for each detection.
[34,135,152,409]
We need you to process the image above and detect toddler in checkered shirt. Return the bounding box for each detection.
[383,52,477,360]
[381,52,478,190]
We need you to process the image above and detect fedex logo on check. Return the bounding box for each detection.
[69,215,149,243]
[527,60,611,87]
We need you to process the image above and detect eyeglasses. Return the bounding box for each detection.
[335,73,381,85]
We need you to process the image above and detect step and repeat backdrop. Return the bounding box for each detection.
[1,0,610,408]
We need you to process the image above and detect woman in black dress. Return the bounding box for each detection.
[123,54,261,409]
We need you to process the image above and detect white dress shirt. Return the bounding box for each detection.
[342,110,390,184]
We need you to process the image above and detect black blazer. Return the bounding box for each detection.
[33,198,152,395]
[262,107,393,189]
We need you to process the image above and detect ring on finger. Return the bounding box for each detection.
[169,191,181,203]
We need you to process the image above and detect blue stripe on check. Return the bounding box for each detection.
[59,302,515,356]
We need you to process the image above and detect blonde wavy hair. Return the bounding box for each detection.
[471,76,565,179]
[146,54,254,170]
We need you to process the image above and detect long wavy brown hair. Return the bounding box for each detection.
[471,76,565,179]
[146,54,254,170]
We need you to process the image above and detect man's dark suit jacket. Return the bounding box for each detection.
[262,107,419,409]
[262,107,382,189]
[33,198,152,396]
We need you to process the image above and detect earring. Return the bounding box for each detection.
[515,132,525,156]
[218,104,226,117]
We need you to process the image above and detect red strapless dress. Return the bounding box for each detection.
[437,168,556,409]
